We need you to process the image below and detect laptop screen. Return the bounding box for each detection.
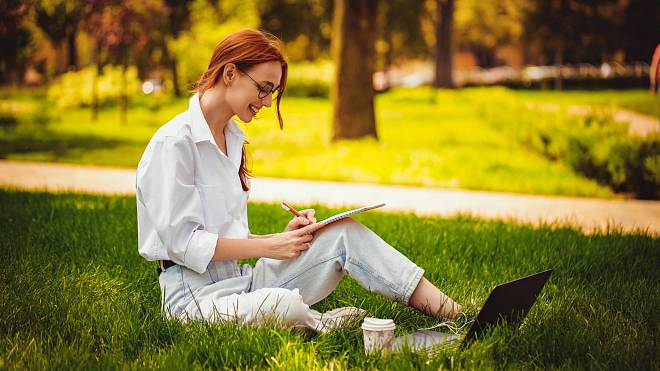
[464,269,553,343]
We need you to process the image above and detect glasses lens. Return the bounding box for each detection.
[258,84,278,99]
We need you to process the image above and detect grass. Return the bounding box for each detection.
[509,89,660,117]
[1,188,658,369]
[1,87,658,198]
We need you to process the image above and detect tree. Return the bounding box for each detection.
[522,0,632,89]
[454,0,527,67]
[331,0,378,141]
[82,0,166,123]
[169,0,259,93]
[433,0,455,88]
[162,0,193,97]
[35,0,82,73]
[375,0,427,87]
[616,0,660,62]
[259,0,333,62]
[0,1,32,85]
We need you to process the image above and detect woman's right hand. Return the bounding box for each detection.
[263,222,323,260]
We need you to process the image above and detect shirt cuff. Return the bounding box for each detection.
[184,230,218,274]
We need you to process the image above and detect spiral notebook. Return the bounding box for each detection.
[318,203,386,225]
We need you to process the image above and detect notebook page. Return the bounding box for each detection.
[318,203,385,225]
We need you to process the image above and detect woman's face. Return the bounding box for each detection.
[224,61,282,123]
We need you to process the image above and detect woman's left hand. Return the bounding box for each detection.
[284,209,316,232]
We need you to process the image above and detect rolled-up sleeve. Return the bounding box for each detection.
[137,136,217,274]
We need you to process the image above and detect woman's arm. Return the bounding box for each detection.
[212,237,270,260]
[248,233,275,239]
[213,222,324,261]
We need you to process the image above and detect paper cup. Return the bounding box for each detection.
[361,317,396,353]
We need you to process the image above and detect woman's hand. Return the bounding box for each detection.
[284,208,317,232]
[265,222,323,260]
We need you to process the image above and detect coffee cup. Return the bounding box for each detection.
[361,317,396,353]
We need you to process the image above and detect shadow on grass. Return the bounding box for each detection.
[0,128,126,159]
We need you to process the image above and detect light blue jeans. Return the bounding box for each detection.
[159,218,424,329]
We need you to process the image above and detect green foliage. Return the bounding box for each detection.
[479,90,660,198]
[285,60,332,98]
[46,65,140,109]
[0,190,658,369]
[0,111,18,129]
[168,0,259,91]
[455,0,525,52]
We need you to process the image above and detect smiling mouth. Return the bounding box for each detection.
[249,104,259,115]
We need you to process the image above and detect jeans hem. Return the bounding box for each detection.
[402,266,425,304]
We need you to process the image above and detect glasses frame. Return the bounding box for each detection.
[237,67,281,99]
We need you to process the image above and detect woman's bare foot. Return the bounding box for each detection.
[409,276,462,319]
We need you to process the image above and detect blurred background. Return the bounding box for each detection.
[1,0,658,199]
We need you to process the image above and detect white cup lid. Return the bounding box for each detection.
[361,317,396,331]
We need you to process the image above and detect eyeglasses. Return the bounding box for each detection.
[237,67,281,99]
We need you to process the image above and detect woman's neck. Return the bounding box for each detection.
[199,87,233,136]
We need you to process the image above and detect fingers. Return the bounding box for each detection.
[286,242,310,260]
[300,209,316,223]
[301,233,313,242]
[293,216,310,227]
[296,222,324,235]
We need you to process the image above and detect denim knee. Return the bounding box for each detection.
[315,218,363,247]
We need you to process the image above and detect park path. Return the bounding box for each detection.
[1,160,658,235]
[524,102,660,137]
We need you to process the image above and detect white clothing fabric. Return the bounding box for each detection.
[136,93,249,274]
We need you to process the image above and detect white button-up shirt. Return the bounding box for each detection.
[136,93,250,274]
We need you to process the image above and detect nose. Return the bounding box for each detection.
[262,92,273,108]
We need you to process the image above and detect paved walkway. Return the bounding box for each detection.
[524,102,660,137]
[1,160,658,235]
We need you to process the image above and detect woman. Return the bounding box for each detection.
[136,29,461,330]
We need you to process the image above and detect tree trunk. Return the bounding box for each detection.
[331,0,378,141]
[434,0,455,88]
[554,42,563,91]
[91,43,100,122]
[170,55,181,97]
[120,58,128,125]
[67,30,77,71]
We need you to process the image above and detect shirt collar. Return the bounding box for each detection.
[188,93,247,168]
[189,93,246,143]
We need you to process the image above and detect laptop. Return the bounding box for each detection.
[391,269,553,352]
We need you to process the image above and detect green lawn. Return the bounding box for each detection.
[1,87,658,198]
[509,89,660,117]
[1,189,658,369]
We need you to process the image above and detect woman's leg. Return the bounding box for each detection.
[180,285,318,328]
[251,218,461,319]
[409,277,462,319]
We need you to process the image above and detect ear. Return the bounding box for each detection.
[223,63,237,85]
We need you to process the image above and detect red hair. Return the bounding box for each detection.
[194,29,288,191]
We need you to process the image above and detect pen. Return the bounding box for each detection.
[281,201,304,218]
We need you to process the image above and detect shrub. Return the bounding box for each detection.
[47,65,141,109]
[476,91,660,198]
[0,111,18,130]
[285,60,332,98]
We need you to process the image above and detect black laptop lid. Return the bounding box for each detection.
[464,269,553,343]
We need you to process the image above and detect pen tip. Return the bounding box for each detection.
[280,202,289,210]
